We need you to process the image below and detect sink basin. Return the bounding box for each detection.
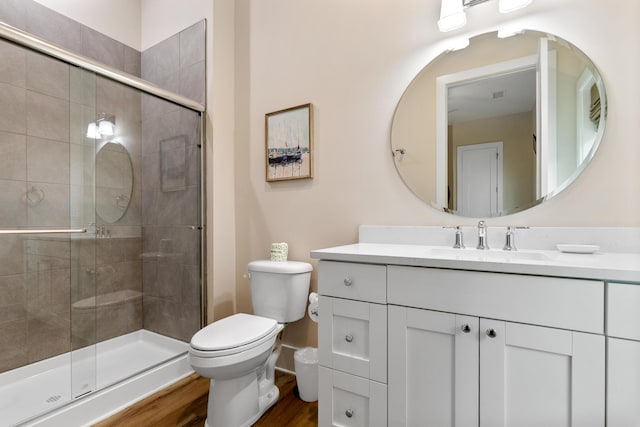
[425,247,552,262]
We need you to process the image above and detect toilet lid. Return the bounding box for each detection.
[190,313,278,352]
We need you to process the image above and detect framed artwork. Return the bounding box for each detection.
[265,103,313,182]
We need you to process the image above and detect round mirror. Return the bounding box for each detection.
[95,142,133,223]
[391,30,606,217]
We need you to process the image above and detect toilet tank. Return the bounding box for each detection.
[248,260,312,323]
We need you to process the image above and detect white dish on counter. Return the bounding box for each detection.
[556,244,600,254]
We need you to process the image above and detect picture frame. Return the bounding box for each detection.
[265,103,313,182]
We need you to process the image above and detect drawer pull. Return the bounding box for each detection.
[343,277,353,287]
[345,409,354,418]
[486,328,497,338]
[345,334,354,343]
[461,324,471,333]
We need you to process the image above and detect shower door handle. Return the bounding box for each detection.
[0,228,87,235]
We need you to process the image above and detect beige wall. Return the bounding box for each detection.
[239,0,640,352]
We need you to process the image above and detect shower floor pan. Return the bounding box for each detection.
[0,329,191,427]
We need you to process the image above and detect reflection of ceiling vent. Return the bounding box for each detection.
[492,90,505,99]
[463,0,490,6]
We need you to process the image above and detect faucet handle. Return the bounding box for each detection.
[443,226,465,249]
[503,226,529,251]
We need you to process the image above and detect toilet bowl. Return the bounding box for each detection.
[188,260,312,427]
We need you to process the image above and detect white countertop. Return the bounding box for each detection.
[310,243,640,283]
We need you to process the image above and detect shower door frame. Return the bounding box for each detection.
[0,19,208,423]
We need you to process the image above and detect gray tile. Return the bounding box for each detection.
[179,60,205,104]
[0,320,27,373]
[0,83,26,134]
[70,102,96,146]
[181,264,201,306]
[157,186,199,226]
[0,273,25,307]
[0,39,26,87]
[124,46,141,77]
[0,236,25,276]
[27,91,70,142]
[141,34,180,84]
[26,182,70,227]
[81,27,125,71]
[115,261,141,291]
[27,136,70,184]
[180,21,206,69]
[0,130,26,181]
[27,313,71,363]
[26,1,82,53]
[70,67,96,107]
[0,0,27,29]
[142,74,180,120]
[0,179,27,228]
[26,51,70,100]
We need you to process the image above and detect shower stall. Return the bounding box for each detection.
[0,18,205,427]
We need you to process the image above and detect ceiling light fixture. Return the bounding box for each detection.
[438,0,467,32]
[498,0,533,14]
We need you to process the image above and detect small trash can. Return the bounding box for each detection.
[294,347,318,402]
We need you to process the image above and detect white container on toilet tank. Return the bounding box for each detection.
[249,260,312,322]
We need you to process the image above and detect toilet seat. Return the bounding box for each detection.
[190,313,279,358]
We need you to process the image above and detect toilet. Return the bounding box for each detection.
[189,260,312,427]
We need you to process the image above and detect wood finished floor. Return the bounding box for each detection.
[93,372,318,427]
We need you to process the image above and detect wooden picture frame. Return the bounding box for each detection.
[265,103,313,182]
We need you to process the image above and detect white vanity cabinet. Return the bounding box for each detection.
[606,282,640,427]
[317,261,388,427]
[315,256,608,427]
[387,266,605,427]
[388,307,605,427]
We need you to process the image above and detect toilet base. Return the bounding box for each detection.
[203,371,280,427]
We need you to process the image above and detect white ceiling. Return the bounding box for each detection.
[447,68,537,124]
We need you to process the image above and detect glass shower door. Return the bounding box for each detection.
[0,42,97,425]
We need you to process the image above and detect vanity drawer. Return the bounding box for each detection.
[607,282,640,340]
[318,260,386,304]
[388,266,604,334]
[319,366,387,427]
[319,296,387,383]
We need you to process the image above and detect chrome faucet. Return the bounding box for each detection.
[477,220,489,250]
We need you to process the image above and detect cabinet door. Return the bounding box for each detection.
[388,306,479,427]
[480,320,604,427]
[607,337,640,427]
[318,366,387,427]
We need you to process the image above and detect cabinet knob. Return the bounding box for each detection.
[461,324,471,333]
[343,277,353,287]
[486,328,497,338]
[345,409,354,418]
[345,334,354,343]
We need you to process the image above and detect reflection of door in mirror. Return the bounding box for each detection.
[441,57,537,216]
[456,142,503,217]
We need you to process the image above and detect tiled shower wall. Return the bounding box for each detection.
[140,21,205,342]
[0,1,204,372]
